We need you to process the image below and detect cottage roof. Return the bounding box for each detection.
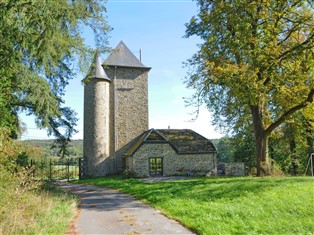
[83,51,110,82]
[124,129,217,156]
[103,41,150,69]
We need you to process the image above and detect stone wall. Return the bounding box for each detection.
[106,67,149,173]
[217,162,245,176]
[127,143,217,177]
[83,79,111,177]
[83,66,149,177]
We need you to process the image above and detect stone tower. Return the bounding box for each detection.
[83,41,151,177]
[83,51,111,177]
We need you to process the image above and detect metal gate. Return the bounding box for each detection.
[30,158,84,181]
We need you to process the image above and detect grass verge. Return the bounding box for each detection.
[79,176,314,235]
[0,177,77,234]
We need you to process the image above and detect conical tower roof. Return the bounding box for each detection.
[83,51,110,82]
[103,41,150,69]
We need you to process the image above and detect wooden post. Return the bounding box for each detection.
[67,159,70,182]
[311,153,313,177]
[49,159,52,181]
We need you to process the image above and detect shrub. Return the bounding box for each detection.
[0,128,77,234]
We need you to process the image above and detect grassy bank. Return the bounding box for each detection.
[79,176,314,235]
[0,175,77,234]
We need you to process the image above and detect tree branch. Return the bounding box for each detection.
[277,33,314,61]
[265,89,314,135]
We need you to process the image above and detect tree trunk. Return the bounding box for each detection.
[251,105,270,176]
[289,137,298,175]
[255,131,270,176]
[289,138,298,175]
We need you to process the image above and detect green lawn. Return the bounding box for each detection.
[79,176,314,235]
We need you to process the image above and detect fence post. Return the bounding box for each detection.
[49,159,52,181]
[67,159,70,182]
[79,158,84,180]
[79,158,81,180]
[31,159,35,178]
[311,153,314,177]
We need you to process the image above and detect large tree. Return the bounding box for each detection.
[185,0,314,175]
[0,0,110,141]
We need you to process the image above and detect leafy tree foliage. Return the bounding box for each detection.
[185,0,314,175]
[19,139,83,159]
[215,137,234,162]
[232,130,256,171]
[0,0,110,141]
[269,111,314,175]
[215,131,256,173]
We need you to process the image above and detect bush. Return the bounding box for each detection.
[0,167,77,234]
[0,128,77,234]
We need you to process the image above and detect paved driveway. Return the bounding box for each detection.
[59,183,194,235]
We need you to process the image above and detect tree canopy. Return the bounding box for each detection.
[0,0,110,141]
[185,0,314,175]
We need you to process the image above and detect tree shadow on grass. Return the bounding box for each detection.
[77,176,313,207]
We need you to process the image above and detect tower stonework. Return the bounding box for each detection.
[83,52,111,177]
[83,41,151,177]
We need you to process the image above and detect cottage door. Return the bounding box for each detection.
[149,158,163,176]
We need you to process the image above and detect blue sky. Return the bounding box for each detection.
[21,0,223,140]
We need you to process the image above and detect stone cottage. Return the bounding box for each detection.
[83,41,217,178]
[123,129,217,177]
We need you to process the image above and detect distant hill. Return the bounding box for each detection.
[19,139,83,159]
[19,138,222,160]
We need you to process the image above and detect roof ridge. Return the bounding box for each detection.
[154,129,179,152]
[123,128,217,157]
[103,41,150,69]
[154,129,169,142]
[143,128,155,141]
